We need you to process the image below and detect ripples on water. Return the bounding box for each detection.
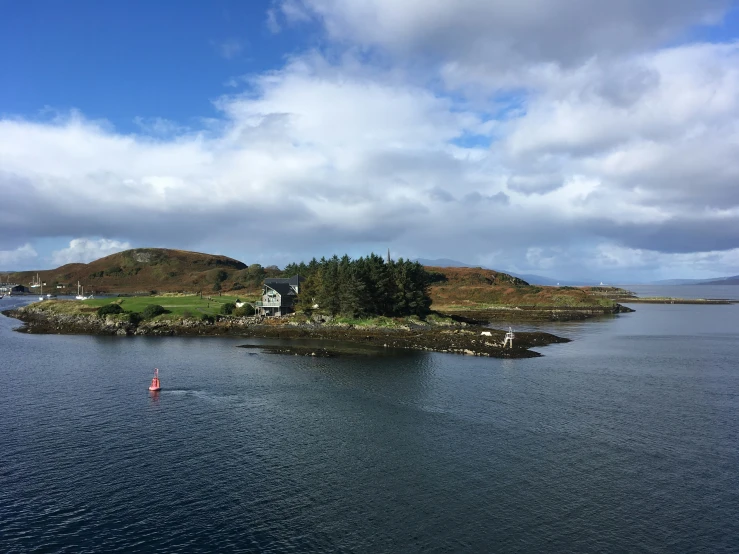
[1,296,739,552]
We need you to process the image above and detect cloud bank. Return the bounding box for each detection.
[50,238,132,267]
[0,244,38,270]
[2,0,738,280]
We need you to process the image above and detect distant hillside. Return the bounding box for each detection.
[648,279,700,285]
[415,258,473,268]
[698,275,739,285]
[651,275,739,285]
[425,266,615,309]
[414,258,565,286]
[505,272,562,286]
[8,248,277,294]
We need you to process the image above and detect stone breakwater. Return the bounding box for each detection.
[3,307,569,359]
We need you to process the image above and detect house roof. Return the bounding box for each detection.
[264,275,303,291]
[264,280,296,297]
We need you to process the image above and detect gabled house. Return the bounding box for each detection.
[255,275,303,317]
[0,284,28,294]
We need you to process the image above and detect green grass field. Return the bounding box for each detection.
[78,294,256,317]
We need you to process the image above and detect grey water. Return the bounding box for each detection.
[1,290,739,553]
[621,284,739,301]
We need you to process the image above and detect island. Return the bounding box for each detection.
[1,248,641,359]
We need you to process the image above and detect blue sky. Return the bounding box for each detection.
[2,0,739,282]
[1,1,305,129]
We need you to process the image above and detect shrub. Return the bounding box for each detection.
[426,271,448,284]
[127,312,143,326]
[200,314,215,324]
[231,282,245,290]
[234,304,255,317]
[212,282,222,292]
[142,304,167,319]
[220,302,236,315]
[97,303,124,317]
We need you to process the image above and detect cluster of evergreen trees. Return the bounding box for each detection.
[281,254,432,318]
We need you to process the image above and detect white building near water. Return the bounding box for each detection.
[254,275,304,317]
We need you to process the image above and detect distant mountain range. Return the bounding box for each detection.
[651,276,739,285]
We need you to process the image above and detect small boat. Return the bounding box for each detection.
[148,368,161,392]
[75,281,88,300]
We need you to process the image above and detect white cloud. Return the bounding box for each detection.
[279,0,312,24]
[495,42,739,251]
[133,116,189,136]
[50,239,131,267]
[594,244,739,278]
[505,43,739,159]
[3,0,739,281]
[279,0,728,71]
[0,244,38,269]
[0,55,499,252]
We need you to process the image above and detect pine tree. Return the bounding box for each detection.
[294,271,321,312]
[282,253,431,317]
[318,256,341,316]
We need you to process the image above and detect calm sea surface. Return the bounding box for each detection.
[620,284,739,301]
[1,289,739,553]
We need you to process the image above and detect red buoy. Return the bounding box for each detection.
[148,368,161,392]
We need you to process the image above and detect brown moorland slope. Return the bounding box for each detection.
[8,248,274,294]
[426,266,616,309]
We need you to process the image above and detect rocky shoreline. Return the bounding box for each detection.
[3,306,570,359]
[438,304,634,323]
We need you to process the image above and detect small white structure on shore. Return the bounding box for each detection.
[503,327,515,349]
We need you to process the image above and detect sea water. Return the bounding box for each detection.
[1,290,738,553]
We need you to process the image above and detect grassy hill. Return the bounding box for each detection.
[8,248,277,295]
